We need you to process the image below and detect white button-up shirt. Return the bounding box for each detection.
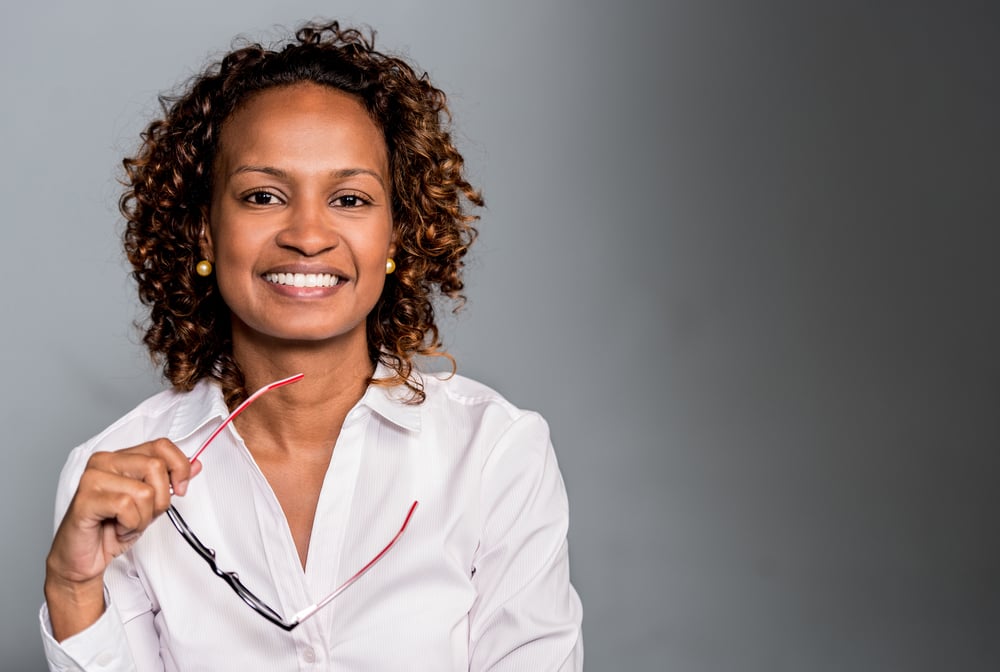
[40,371,583,671]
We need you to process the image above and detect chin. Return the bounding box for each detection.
[243,319,368,347]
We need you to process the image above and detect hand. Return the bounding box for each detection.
[44,438,201,640]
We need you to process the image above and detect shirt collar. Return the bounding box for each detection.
[166,379,231,444]
[362,362,423,432]
[166,365,422,442]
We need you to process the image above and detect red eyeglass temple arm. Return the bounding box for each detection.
[291,500,420,625]
[188,373,305,463]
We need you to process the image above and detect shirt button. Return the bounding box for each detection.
[94,652,114,666]
[302,647,316,664]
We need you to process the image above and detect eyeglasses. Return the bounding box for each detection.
[166,373,418,631]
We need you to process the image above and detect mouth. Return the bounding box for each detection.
[263,272,344,288]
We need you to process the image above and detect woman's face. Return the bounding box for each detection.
[205,82,394,348]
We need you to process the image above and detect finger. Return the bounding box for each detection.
[142,438,198,496]
[104,518,138,551]
[87,453,173,513]
[89,438,196,499]
[175,459,203,497]
[73,470,158,535]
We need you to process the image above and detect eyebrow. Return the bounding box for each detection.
[230,165,386,188]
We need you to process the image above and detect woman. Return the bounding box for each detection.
[41,21,582,671]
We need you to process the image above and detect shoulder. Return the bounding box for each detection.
[75,383,210,456]
[423,372,517,410]
[421,372,528,419]
[417,372,552,452]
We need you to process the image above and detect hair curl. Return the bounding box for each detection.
[121,21,482,407]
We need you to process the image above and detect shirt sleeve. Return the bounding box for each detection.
[40,590,138,672]
[469,411,584,671]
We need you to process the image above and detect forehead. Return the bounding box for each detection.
[214,83,389,176]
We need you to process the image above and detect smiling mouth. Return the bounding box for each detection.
[264,272,344,288]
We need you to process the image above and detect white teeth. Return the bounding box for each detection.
[265,272,342,288]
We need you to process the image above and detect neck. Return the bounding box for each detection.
[229,323,375,456]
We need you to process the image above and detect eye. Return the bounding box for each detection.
[243,190,283,206]
[332,193,371,208]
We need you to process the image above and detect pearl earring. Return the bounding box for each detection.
[196,260,213,277]
[385,258,396,274]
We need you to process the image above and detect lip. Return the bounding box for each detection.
[261,264,351,280]
[259,264,350,298]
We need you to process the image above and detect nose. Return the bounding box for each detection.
[274,198,339,256]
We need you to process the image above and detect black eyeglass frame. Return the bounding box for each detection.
[165,500,418,631]
[165,504,299,630]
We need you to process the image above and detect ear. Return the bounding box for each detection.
[199,222,215,262]
[388,228,398,259]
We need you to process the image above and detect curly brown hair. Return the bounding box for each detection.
[121,21,483,407]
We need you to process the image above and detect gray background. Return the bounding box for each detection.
[2,1,998,670]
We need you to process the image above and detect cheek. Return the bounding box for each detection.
[210,217,265,264]
[349,221,394,265]
[209,225,268,302]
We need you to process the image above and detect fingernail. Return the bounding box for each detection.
[175,479,189,496]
